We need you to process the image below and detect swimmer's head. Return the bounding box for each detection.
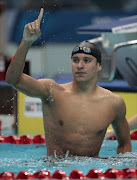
[71,41,101,65]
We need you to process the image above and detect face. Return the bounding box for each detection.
[71,53,102,82]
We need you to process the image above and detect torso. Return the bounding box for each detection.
[42,82,116,157]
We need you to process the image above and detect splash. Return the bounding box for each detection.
[53,150,70,159]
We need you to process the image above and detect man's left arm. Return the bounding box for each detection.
[112,96,132,154]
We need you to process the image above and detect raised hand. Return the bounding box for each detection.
[23,8,44,43]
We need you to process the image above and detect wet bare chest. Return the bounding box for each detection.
[47,92,114,131]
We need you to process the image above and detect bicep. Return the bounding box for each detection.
[14,73,53,98]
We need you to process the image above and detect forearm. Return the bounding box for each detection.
[6,40,32,86]
[117,141,132,154]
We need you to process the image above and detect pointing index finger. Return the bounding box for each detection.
[37,8,44,25]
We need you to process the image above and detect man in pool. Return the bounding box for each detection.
[6,8,131,158]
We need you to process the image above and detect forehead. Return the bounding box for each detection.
[72,53,96,60]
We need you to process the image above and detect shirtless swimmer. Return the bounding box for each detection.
[6,8,131,157]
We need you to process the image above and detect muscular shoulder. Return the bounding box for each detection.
[100,87,126,122]
[98,86,126,112]
[109,92,126,113]
[104,89,126,119]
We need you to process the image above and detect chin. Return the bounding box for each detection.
[75,77,88,82]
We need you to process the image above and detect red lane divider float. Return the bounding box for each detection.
[0,133,136,180]
[0,168,137,179]
[107,130,137,140]
[130,131,137,140]
[0,131,137,144]
[0,135,46,144]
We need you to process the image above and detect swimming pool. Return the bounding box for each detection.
[0,138,137,179]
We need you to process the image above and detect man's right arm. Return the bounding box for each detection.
[6,8,53,98]
[6,39,32,87]
[5,39,51,98]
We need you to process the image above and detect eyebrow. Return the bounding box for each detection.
[83,57,92,60]
[72,56,92,59]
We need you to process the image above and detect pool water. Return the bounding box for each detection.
[0,140,137,176]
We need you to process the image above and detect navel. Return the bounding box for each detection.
[59,120,64,126]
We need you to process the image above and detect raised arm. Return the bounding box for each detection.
[112,96,131,154]
[6,8,54,98]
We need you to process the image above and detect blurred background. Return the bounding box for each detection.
[0,0,137,136]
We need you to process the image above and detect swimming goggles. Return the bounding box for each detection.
[72,47,91,54]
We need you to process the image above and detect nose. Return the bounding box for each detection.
[77,60,84,70]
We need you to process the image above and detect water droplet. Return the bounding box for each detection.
[42,19,45,23]
[54,150,57,158]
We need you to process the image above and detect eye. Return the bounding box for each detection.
[84,59,91,63]
[72,58,79,63]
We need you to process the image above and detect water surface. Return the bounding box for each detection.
[0,140,137,176]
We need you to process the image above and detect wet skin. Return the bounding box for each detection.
[40,53,129,157]
[42,82,117,157]
[5,8,131,157]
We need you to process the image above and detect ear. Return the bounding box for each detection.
[97,64,102,72]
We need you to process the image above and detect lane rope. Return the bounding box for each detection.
[0,168,137,179]
[0,130,137,144]
[0,132,137,179]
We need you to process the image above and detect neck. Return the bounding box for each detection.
[72,76,98,94]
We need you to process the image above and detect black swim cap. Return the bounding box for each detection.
[71,41,101,64]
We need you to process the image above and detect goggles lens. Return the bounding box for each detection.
[72,47,91,54]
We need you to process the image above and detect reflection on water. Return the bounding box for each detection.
[0,140,137,175]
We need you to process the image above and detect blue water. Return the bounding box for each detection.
[0,140,137,176]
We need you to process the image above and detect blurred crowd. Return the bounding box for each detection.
[1,0,137,11]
